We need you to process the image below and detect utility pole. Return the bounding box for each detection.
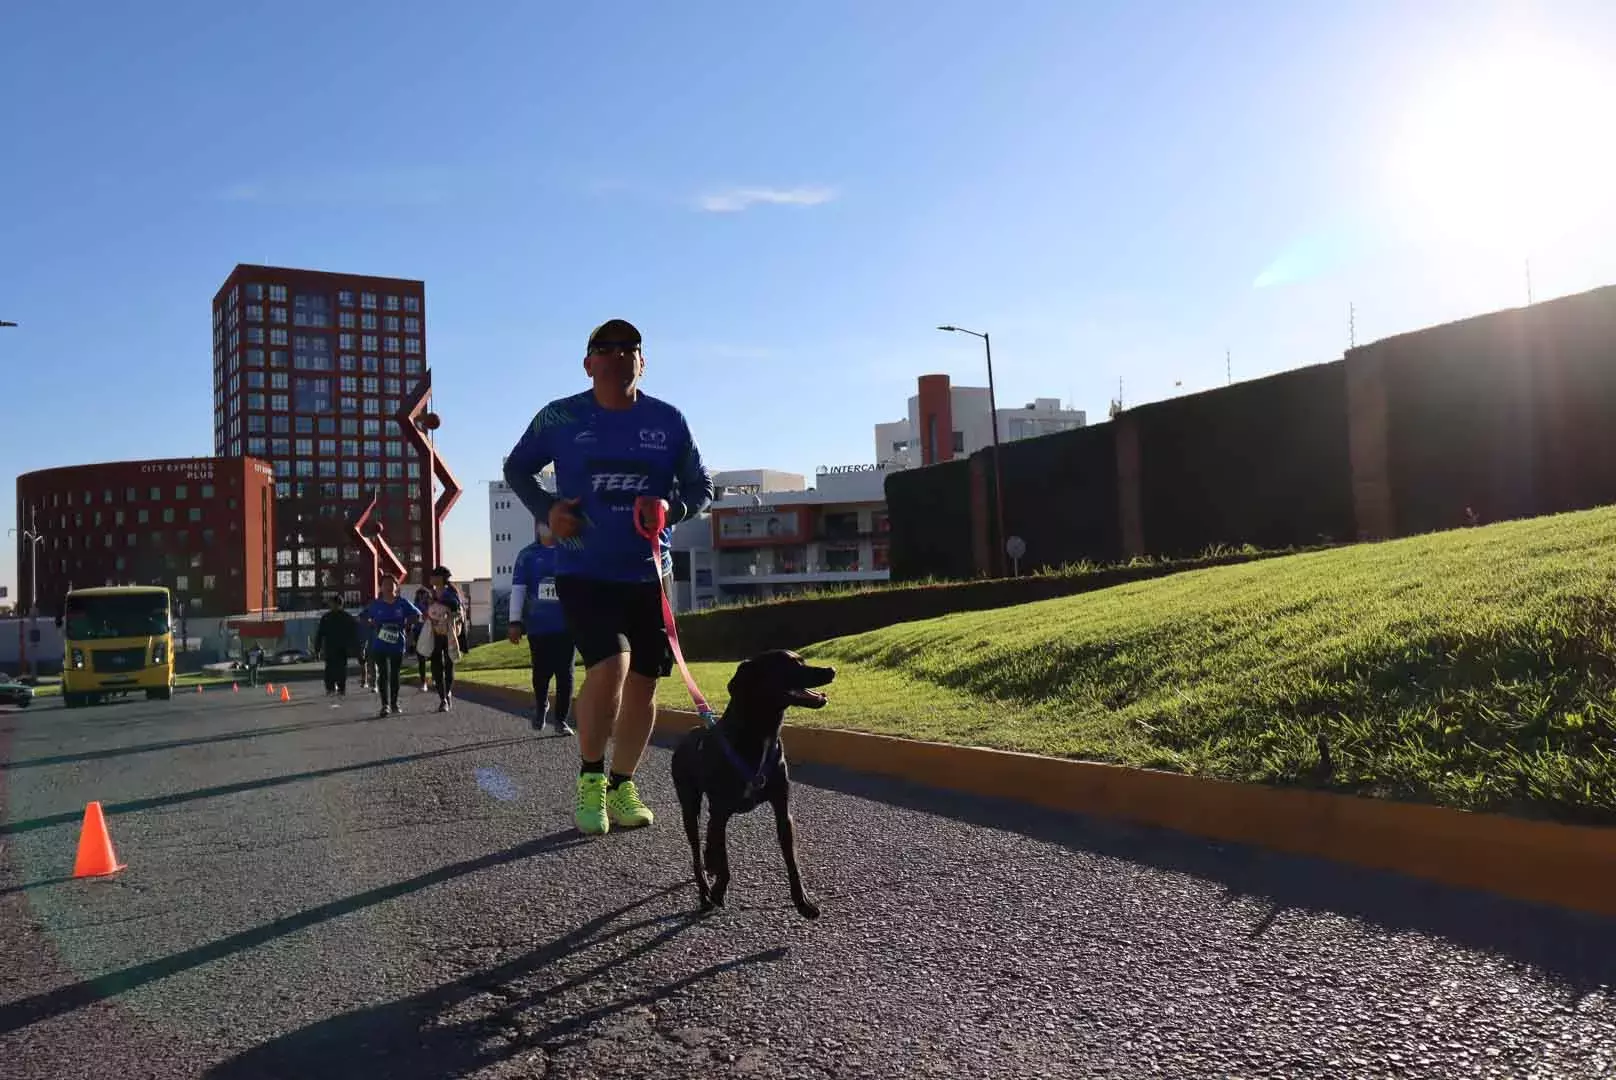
[1349,303,1357,350]
[1225,348,1232,386]
[8,505,44,677]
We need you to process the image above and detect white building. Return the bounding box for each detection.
[875,373,1086,469]
[488,461,555,597]
[669,465,893,612]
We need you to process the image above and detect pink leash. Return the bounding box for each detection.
[635,497,718,725]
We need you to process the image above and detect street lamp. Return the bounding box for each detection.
[8,509,44,676]
[937,325,1010,577]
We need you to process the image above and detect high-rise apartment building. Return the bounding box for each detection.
[211,264,434,611]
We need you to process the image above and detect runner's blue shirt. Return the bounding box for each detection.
[509,541,569,634]
[364,596,421,655]
[502,389,715,583]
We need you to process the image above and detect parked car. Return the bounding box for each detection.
[273,648,313,665]
[0,678,36,708]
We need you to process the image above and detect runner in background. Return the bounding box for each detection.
[501,317,714,836]
[363,574,420,718]
[313,594,359,697]
[423,566,463,713]
[508,522,577,736]
[410,581,433,693]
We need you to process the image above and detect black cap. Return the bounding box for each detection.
[587,318,642,349]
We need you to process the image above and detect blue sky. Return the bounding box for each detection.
[5,0,1616,597]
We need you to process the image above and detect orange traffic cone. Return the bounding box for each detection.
[72,801,125,879]
[279,686,291,702]
[196,684,203,694]
[266,682,275,695]
[232,682,239,693]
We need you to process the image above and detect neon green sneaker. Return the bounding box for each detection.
[605,779,655,829]
[575,772,609,835]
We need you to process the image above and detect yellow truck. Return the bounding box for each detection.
[61,586,175,707]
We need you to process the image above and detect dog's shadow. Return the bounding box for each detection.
[205,882,787,1078]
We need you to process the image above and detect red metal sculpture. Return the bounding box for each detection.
[398,368,463,577]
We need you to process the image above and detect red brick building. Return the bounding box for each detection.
[14,456,275,618]
[211,264,458,610]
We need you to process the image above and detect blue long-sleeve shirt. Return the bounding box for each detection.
[509,541,569,634]
[502,389,714,583]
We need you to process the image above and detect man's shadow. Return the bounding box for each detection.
[205,882,787,1079]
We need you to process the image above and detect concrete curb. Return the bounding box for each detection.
[455,678,1616,919]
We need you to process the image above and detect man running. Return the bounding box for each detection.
[362,574,420,718]
[313,594,359,696]
[410,581,433,692]
[508,523,577,736]
[502,317,713,836]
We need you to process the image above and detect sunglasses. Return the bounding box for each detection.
[589,340,641,355]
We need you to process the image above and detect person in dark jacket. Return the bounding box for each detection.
[411,582,433,693]
[313,595,360,696]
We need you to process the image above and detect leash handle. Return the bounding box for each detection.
[638,496,717,726]
[633,495,668,542]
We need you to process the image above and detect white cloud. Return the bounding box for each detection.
[696,186,837,213]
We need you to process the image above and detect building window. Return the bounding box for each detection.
[403,317,421,334]
[271,394,289,411]
[269,285,287,302]
[175,485,188,500]
[361,313,378,331]
[188,507,202,522]
[404,296,420,313]
[270,329,288,345]
[361,334,378,352]
[404,339,421,354]
[270,307,287,324]
[339,312,356,329]
[361,292,377,309]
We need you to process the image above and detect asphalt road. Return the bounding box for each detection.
[2,687,1615,1079]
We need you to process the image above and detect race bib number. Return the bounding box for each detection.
[377,625,403,645]
[535,581,558,601]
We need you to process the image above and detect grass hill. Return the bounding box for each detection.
[462,505,1616,823]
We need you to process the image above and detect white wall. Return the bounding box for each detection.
[489,464,553,595]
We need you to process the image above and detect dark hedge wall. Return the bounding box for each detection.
[987,423,1121,571]
[1133,361,1354,557]
[1382,286,1616,534]
[885,457,975,582]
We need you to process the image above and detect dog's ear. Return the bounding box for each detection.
[726,658,755,698]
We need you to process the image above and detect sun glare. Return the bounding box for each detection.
[1386,41,1616,253]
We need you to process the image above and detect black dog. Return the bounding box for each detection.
[670,649,835,920]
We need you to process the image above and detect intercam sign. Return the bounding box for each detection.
[816,464,885,475]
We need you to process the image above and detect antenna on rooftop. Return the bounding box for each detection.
[1348,303,1357,350]
[1225,348,1231,386]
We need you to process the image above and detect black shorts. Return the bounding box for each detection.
[553,574,673,679]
